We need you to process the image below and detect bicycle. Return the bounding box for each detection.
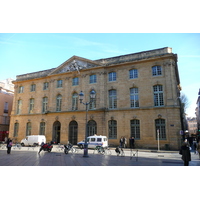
[0,143,7,149]
[104,146,112,155]
[13,143,22,150]
[93,146,105,155]
[56,143,65,152]
[130,149,138,161]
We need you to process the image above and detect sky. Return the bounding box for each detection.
[0,33,200,117]
[0,33,199,117]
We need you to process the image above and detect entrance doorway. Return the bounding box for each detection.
[52,121,61,143]
[69,121,78,145]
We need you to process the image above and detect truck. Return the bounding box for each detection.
[20,135,46,146]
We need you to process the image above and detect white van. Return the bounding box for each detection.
[20,135,46,146]
[77,135,108,149]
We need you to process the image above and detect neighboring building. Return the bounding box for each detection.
[10,47,182,150]
[0,78,14,141]
[187,117,197,136]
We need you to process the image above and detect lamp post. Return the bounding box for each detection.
[79,89,96,157]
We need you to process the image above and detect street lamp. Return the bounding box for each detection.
[79,89,96,157]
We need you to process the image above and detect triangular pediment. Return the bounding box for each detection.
[48,56,100,75]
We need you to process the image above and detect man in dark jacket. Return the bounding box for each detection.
[180,142,191,166]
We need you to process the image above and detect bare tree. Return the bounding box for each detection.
[180,93,190,113]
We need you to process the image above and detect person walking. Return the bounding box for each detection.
[6,138,13,154]
[197,141,200,159]
[119,137,125,148]
[180,142,191,166]
[129,137,135,149]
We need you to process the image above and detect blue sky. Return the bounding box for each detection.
[0,33,199,117]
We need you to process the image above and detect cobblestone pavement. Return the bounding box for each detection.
[1,146,200,166]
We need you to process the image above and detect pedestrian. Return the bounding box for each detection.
[179,142,191,166]
[129,136,135,149]
[6,138,13,154]
[197,141,200,159]
[119,137,125,148]
[193,138,197,154]
[124,137,127,148]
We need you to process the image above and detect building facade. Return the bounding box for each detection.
[187,117,197,136]
[0,79,14,141]
[10,47,182,150]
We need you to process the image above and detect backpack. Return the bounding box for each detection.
[8,142,12,147]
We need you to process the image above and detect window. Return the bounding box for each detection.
[72,77,79,86]
[72,93,78,110]
[130,88,139,108]
[18,86,24,93]
[152,66,162,76]
[87,120,97,136]
[26,122,31,136]
[42,97,48,113]
[108,120,117,139]
[30,84,36,92]
[153,85,164,107]
[43,82,49,90]
[89,90,96,110]
[29,98,34,113]
[97,138,102,142]
[129,69,138,79]
[57,80,63,88]
[14,123,19,137]
[40,122,45,135]
[56,95,62,111]
[108,72,116,82]
[4,102,8,113]
[155,119,166,140]
[130,119,140,139]
[90,74,97,84]
[17,100,22,114]
[109,89,117,109]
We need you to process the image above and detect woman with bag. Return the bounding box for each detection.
[6,138,12,154]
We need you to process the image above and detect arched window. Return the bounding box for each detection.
[26,122,31,136]
[87,120,97,136]
[155,119,166,140]
[56,95,62,111]
[130,119,140,139]
[72,93,78,110]
[153,85,164,107]
[40,122,45,135]
[108,120,117,139]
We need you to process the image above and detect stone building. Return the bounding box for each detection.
[10,47,182,150]
[0,79,14,141]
